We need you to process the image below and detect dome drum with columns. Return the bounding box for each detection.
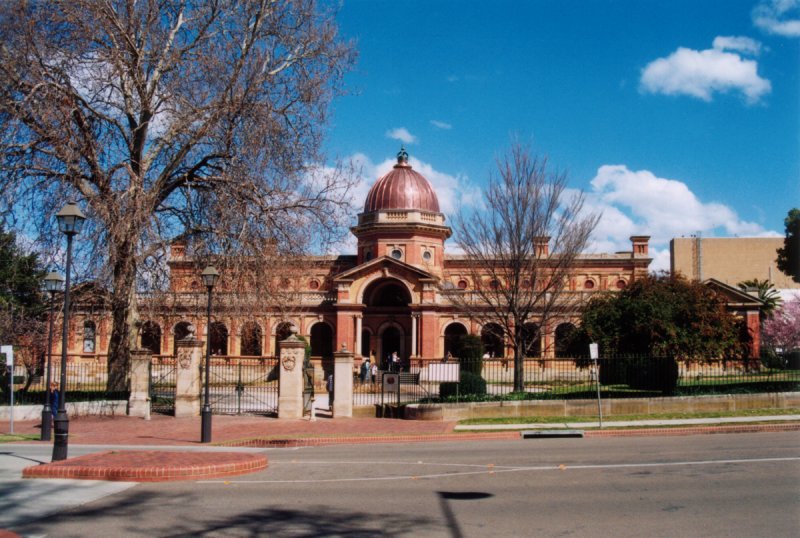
[60,148,658,379]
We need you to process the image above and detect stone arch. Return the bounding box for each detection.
[555,322,579,358]
[273,320,297,356]
[360,326,373,358]
[141,321,162,355]
[173,321,193,356]
[481,322,505,358]
[309,321,334,359]
[357,275,415,305]
[240,321,262,356]
[210,321,228,355]
[520,322,541,358]
[377,321,405,368]
[443,322,468,358]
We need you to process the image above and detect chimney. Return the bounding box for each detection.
[534,236,550,257]
[630,236,650,257]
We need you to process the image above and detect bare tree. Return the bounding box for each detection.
[0,0,356,389]
[445,142,600,392]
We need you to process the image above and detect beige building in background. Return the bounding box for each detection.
[670,237,797,289]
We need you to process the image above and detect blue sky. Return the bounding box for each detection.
[322,0,800,271]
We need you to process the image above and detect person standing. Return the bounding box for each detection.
[371,362,378,384]
[326,373,334,410]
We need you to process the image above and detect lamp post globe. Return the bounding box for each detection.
[52,202,85,462]
[200,265,219,443]
[40,272,64,442]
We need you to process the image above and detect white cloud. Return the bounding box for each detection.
[385,127,417,144]
[753,0,800,37]
[430,120,452,130]
[712,35,763,55]
[640,38,771,103]
[585,164,780,271]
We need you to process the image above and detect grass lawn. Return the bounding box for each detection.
[458,407,800,425]
[0,433,41,443]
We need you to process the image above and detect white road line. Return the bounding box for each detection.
[198,456,800,484]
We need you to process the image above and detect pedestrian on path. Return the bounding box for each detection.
[326,373,334,410]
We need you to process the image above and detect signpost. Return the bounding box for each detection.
[1,345,13,434]
[589,343,602,428]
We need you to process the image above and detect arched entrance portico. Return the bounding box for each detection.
[361,277,412,368]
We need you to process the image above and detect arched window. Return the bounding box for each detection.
[141,321,162,354]
[210,321,228,355]
[240,322,262,356]
[481,323,504,358]
[83,321,96,353]
[310,322,334,359]
[520,323,541,358]
[444,323,468,358]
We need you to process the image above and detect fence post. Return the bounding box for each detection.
[128,348,152,419]
[278,331,305,419]
[174,327,203,418]
[333,343,353,418]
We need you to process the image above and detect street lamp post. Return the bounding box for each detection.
[40,272,64,442]
[52,202,86,461]
[200,265,219,443]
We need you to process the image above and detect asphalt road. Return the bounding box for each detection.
[5,432,800,537]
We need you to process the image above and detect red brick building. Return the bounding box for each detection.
[62,149,656,370]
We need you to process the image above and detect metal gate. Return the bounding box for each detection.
[204,359,279,415]
[149,360,177,415]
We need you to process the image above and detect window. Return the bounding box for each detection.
[422,250,432,262]
[309,279,320,290]
[584,279,595,290]
[616,279,627,289]
[391,249,402,260]
[457,279,468,290]
[83,321,96,353]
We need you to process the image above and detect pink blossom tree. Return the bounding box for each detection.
[762,300,800,352]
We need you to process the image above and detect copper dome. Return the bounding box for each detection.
[363,148,440,213]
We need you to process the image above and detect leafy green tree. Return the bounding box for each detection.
[0,226,47,375]
[578,273,749,360]
[776,208,800,284]
[737,279,781,318]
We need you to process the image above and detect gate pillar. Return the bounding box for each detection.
[128,348,152,419]
[278,331,306,419]
[333,344,354,418]
[174,327,203,418]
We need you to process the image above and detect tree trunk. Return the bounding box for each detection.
[106,236,138,392]
[513,335,524,392]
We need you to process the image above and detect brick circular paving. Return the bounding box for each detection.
[22,451,268,482]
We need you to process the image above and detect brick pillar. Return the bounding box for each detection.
[333,344,354,418]
[128,348,152,419]
[278,333,306,419]
[174,331,203,418]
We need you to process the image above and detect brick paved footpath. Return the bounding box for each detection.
[8,414,800,482]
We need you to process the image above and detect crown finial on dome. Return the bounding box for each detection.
[396,146,410,167]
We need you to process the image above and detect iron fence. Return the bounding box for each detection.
[150,359,176,415]
[202,358,279,415]
[407,355,800,403]
[1,362,128,406]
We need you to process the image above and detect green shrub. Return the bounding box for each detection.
[439,371,487,398]
[457,334,484,376]
[625,357,679,395]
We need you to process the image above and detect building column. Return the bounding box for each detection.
[355,315,363,358]
[411,314,418,357]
